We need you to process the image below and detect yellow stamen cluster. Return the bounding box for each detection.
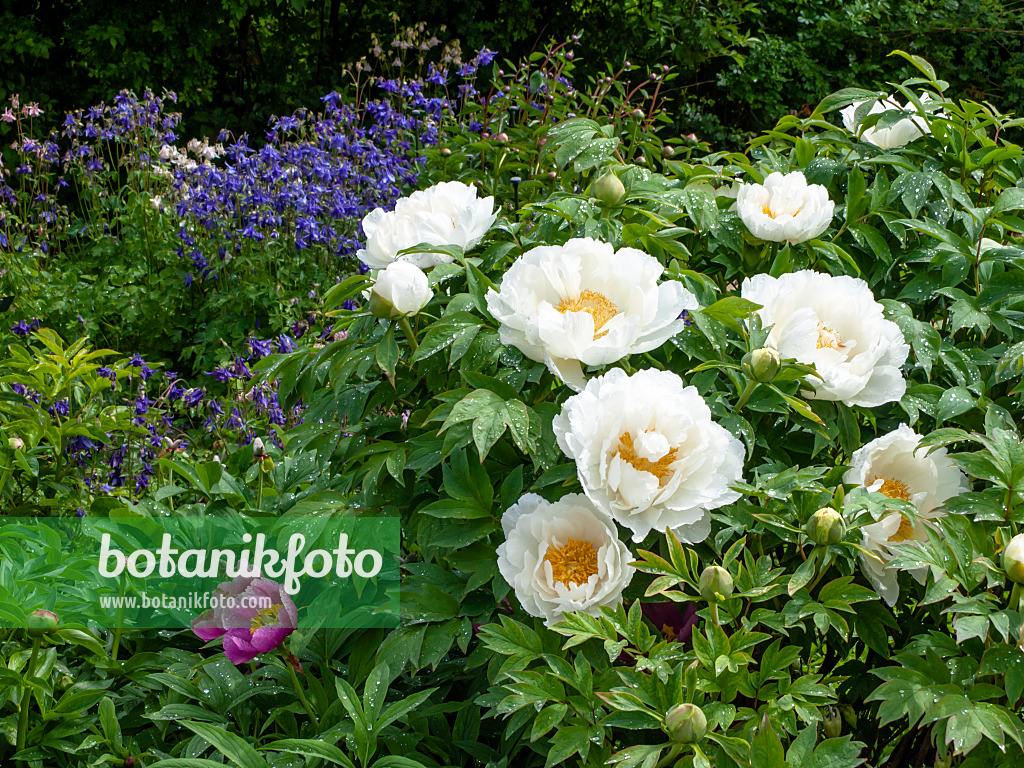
[871,476,916,542]
[816,324,842,350]
[617,432,678,485]
[249,604,283,634]
[545,538,599,587]
[557,289,619,339]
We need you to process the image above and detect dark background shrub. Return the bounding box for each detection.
[6,0,1024,146]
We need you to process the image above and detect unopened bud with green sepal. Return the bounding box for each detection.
[665,703,706,743]
[806,507,846,546]
[743,347,781,382]
[822,706,842,738]
[592,170,625,207]
[26,609,58,637]
[699,565,734,603]
[1004,533,1024,584]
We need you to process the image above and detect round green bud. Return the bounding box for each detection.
[592,170,626,207]
[1004,533,1024,584]
[698,565,734,603]
[822,706,842,739]
[8,437,23,451]
[665,703,707,743]
[743,347,781,383]
[806,507,846,546]
[26,609,59,637]
[662,145,676,158]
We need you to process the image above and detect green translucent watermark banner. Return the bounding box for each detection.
[0,516,400,630]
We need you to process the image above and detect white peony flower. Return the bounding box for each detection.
[841,94,933,150]
[357,181,497,269]
[741,270,909,407]
[485,238,697,391]
[735,171,834,244]
[496,493,634,626]
[553,368,744,543]
[367,261,432,317]
[844,425,968,605]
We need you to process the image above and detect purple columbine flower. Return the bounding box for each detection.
[10,318,40,335]
[249,337,274,357]
[205,366,234,383]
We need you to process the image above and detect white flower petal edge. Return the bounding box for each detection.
[553,368,745,543]
[736,171,834,244]
[496,492,635,627]
[841,93,935,150]
[357,180,497,269]
[741,270,909,407]
[485,238,698,391]
[844,424,969,606]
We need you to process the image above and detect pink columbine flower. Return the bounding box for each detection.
[191,576,298,665]
[0,109,14,123]
[22,103,42,118]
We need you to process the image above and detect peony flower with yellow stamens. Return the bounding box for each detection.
[485,238,697,391]
[496,492,634,626]
[741,270,909,407]
[735,171,834,244]
[553,368,744,544]
[844,424,968,606]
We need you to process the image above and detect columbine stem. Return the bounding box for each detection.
[398,316,419,353]
[16,637,41,759]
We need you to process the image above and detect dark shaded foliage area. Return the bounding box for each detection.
[4,0,1024,145]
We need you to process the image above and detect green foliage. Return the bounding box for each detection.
[11,31,1024,768]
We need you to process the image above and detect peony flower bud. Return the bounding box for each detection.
[26,609,59,637]
[822,706,842,738]
[1004,533,1024,584]
[592,170,625,207]
[8,437,23,451]
[699,565,734,603]
[496,132,509,143]
[251,437,265,458]
[547,171,557,181]
[368,262,432,319]
[665,703,706,743]
[440,148,452,156]
[806,507,846,546]
[743,347,781,383]
[662,145,675,158]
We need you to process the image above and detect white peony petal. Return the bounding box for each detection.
[488,238,698,389]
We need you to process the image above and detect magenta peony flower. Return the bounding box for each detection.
[191,577,298,665]
[641,601,699,643]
